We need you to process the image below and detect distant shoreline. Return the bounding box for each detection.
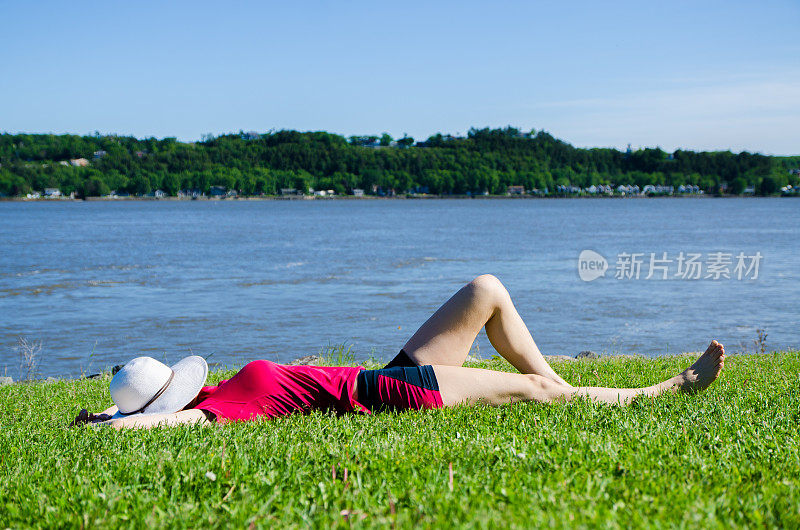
[0,193,783,202]
[5,129,797,202]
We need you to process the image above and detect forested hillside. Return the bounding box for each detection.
[0,127,796,197]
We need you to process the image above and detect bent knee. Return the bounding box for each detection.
[468,274,507,298]
[467,274,509,307]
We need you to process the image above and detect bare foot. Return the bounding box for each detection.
[671,340,725,393]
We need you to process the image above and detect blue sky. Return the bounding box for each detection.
[2,1,799,154]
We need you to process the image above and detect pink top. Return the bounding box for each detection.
[194,360,370,422]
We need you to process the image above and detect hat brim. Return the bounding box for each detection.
[112,356,208,419]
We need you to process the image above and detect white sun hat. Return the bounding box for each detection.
[109,356,208,419]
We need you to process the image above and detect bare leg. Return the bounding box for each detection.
[433,341,725,406]
[402,274,571,386]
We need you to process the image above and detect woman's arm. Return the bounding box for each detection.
[96,409,213,429]
[99,404,118,416]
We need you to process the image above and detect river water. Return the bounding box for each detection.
[1,198,798,378]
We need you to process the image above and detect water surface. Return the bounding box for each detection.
[1,198,797,377]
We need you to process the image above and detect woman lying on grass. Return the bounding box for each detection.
[74,274,725,429]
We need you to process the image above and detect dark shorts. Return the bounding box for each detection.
[357,352,442,412]
[383,348,417,369]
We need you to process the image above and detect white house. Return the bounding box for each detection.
[44,188,61,198]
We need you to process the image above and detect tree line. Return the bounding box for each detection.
[0,127,797,198]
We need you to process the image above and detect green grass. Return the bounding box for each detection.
[1,351,799,528]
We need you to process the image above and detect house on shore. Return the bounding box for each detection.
[208,186,227,197]
[557,185,581,194]
[615,184,640,195]
[44,188,62,198]
[506,185,525,195]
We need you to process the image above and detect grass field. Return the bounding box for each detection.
[1,351,798,528]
